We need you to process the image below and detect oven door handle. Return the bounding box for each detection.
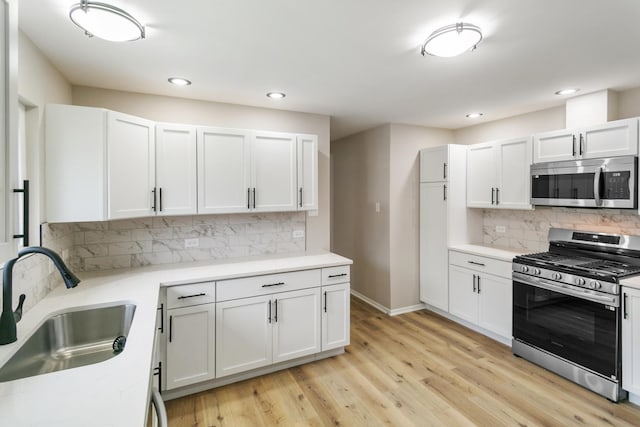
[513,272,619,307]
[594,167,603,206]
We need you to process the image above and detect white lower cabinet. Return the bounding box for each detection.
[165,304,216,390]
[622,287,640,400]
[448,251,513,342]
[321,282,350,350]
[216,288,321,378]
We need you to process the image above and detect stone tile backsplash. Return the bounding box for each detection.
[483,207,640,252]
[70,212,306,272]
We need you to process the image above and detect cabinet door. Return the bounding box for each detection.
[582,118,638,159]
[477,274,512,339]
[419,182,449,310]
[251,132,297,211]
[448,265,478,324]
[420,146,448,183]
[107,111,155,219]
[296,134,318,210]
[165,304,216,390]
[322,283,350,351]
[216,295,272,378]
[273,288,321,363]
[496,137,532,210]
[622,287,640,396]
[197,127,251,214]
[156,124,197,216]
[466,143,496,207]
[533,129,576,163]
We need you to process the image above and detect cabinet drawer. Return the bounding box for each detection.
[217,269,321,302]
[449,251,512,279]
[166,282,216,309]
[322,265,350,285]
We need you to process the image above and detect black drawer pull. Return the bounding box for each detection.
[328,273,348,278]
[468,261,485,267]
[177,293,206,300]
[261,282,285,288]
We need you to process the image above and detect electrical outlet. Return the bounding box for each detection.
[184,238,199,248]
[496,225,507,233]
[292,230,305,238]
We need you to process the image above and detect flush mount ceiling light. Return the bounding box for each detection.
[69,1,145,42]
[466,112,483,118]
[421,22,483,57]
[555,88,580,96]
[266,92,286,99]
[168,77,192,86]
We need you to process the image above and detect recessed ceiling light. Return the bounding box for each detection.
[168,77,192,86]
[69,1,145,42]
[555,88,580,96]
[466,112,483,118]
[421,22,483,57]
[267,92,286,99]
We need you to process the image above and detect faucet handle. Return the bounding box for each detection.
[13,294,26,323]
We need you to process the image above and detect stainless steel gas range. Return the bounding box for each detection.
[512,228,640,402]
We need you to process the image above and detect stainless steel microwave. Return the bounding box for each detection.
[530,156,637,208]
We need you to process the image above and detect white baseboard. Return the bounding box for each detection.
[350,290,427,316]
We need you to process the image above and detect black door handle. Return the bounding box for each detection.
[13,180,29,246]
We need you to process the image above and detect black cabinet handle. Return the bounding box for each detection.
[491,188,495,205]
[268,300,272,323]
[579,133,584,156]
[152,188,157,212]
[157,303,164,333]
[169,315,173,343]
[177,293,206,300]
[247,188,251,209]
[624,293,629,319]
[261,282,285,288]
[153,361,162,392]
[443,162,447,179]
[252,188,256,209]
[159,188,163,212]
[328,273,347,278]
[477,276,481,293]
[472,274,477,292]
[274,299,278,322]
[468,261,485,267]
[299,188,303,207]
[13,180,29,246]
[496,188,500,205]
[443,184,447,201]
[572,134,576,156]
[324,291,327,312]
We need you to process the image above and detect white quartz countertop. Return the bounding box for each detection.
[0,251,352,427]
[621,275,640,291]
[448,243,527,262]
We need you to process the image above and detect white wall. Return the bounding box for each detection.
[71,86,331,251]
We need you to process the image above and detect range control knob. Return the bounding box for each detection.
[532,268,541,275]
[590,281,602,290]
[521,266,529,273]
[575,278,586,286]
[552,272,562,280]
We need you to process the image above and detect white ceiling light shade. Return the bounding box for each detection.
[555,88,580,96]
[466,112,483,118]
[168,77,192,86]
[421,22,483,57]
[69,1,145,42]
[266,92,286,99]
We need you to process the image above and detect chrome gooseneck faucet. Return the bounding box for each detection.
[0,247,81,345]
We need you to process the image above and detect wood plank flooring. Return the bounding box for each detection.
[165,297,640,426]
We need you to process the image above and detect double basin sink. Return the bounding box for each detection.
[0,303,136,382]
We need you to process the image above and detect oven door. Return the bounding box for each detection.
[531,156,636,208]
[512,272,620,379]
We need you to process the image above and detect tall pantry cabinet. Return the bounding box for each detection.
[419,145,481,311]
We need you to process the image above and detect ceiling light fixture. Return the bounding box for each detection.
[266,92,286,99]
[555,88,580,96]
[466,112,483,118]
[69,1,145,42]
[421,22,483,57]
[168,77,192,86]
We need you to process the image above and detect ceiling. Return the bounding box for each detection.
[18,0,640,140]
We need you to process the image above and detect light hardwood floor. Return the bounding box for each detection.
[165,297,640,426]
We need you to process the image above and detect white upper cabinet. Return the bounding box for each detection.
[420,146,449,182]
[197,127,252,214]
[46,105,156,222]
[533,118,638,163]
[107,112,156,219]
[155,124,197,216]
[251,131,297,212]
[296,134,318,210]
[467,136,532,210]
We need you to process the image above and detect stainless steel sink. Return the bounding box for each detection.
[0,303,136,382]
